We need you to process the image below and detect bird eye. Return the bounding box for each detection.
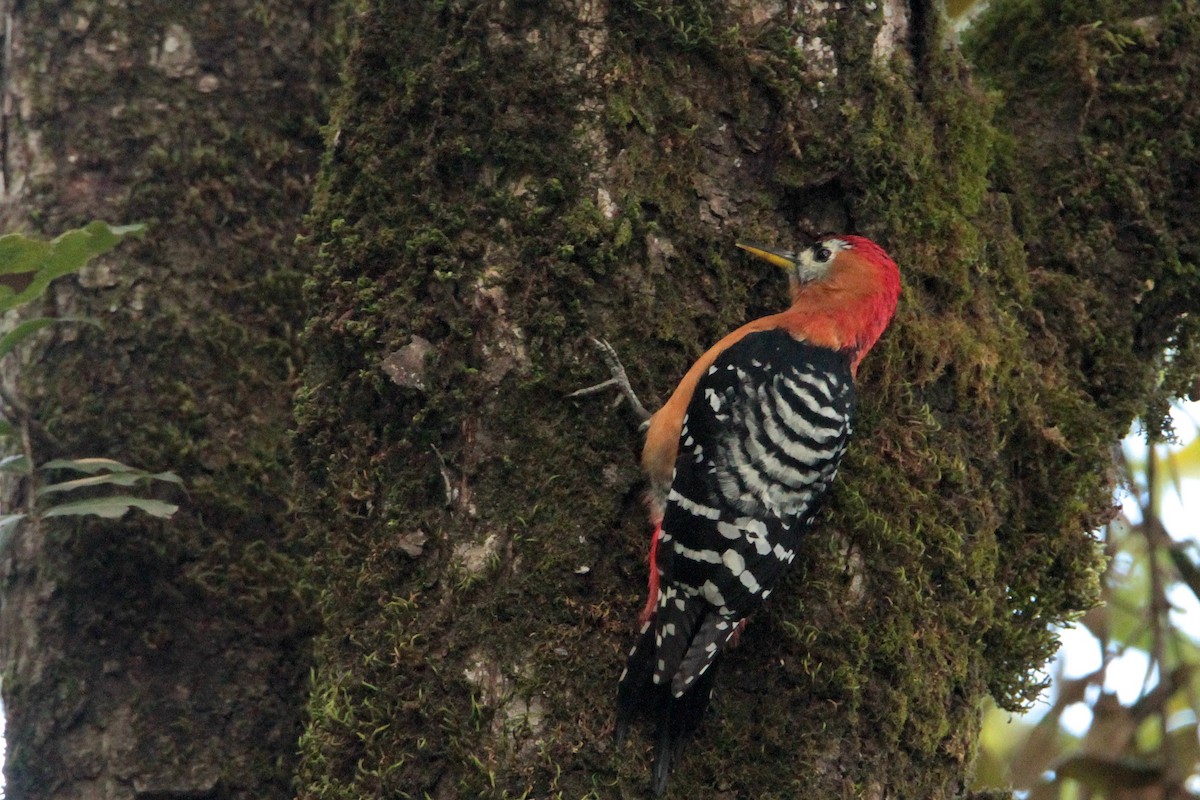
[813,246,832,263]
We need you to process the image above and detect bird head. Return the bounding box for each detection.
[736,235,901,371]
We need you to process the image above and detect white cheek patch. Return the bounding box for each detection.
[795,238,851,283]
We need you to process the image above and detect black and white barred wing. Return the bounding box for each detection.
[652,329,855,695]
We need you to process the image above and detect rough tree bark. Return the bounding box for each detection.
[0,2,336,798]
[291,1,1138,798]
[3,0,1198,799]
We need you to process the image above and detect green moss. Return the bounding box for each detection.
[3,1,341,797]
[612,0,742,53]
[283,0,1194,796]
[967,0,1200,431]
[956,3,1200,714]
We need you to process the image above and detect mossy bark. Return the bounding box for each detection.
[0,1,337,798]
[3,0,1195,798]
[291,1,1143,797]
[966,0,1200,429]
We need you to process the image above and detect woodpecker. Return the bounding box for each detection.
[609,235,901,795]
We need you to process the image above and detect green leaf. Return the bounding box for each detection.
[38,473,147,495]
[41,457,148,474]
[0,418,14,439]
[0,512,26,531]
[0,234,52,275]
[1171,435,1200,479]
[0,454,31,474]
[0,316,102,360]
[38,470,183,496]
[0,512,26,550]
[41,495,179,520]
[0,222,146,313]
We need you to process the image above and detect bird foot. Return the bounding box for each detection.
[566,337,653,429]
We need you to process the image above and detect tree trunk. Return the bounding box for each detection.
[292,2,1115,797]
[4,0,1196,798]
[965,0,1200,427]
[0,1,336,798]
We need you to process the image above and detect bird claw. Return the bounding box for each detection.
[566,337,653,428]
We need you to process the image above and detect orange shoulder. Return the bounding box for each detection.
[640,313,791,492]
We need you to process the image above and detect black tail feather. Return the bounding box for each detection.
[650,654,722,795]
[616,622,664,746]
[652,718,674,796]
[618,622,723,796]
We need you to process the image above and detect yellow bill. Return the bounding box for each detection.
[735,242,799,270]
